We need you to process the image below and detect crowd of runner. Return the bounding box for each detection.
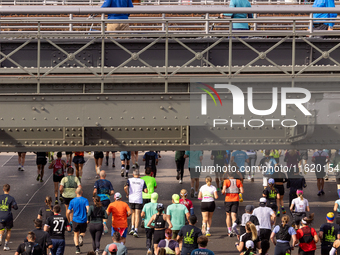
[1,149,340,255]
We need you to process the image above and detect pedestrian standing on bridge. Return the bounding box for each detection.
[313,0,337,32]
[49,152,67,205]
[220,0,253,31]
[0,184,18,251]
[101,0,133,32]
[184,150,203,198]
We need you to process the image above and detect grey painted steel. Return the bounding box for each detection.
[0,5,340,14]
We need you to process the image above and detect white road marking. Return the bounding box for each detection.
[1,155,14,167]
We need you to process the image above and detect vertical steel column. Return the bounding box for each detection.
[205,13,209,34]
[165,21,169,93]
[161,13,165,31]
[254,13,257,31]
[37,21,41,93]
[101,13,105,93]
[69,14,73,31]
[309,13,313,34]
[292,20,296,88]
[228,20,232,78]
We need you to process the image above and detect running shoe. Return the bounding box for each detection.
[55,200,59,205]
[247,175,251,180]
[36,174,41,181]
[112,163,115,168]
[277,211,281,217]
[133,231,139,238]
[132,164,135,169]
[121,168,125,177]
[129,229,135,235]
[95,174,99,179]
[79,235,83,247]
[239,193,243,202]
[95,249,99,255]
[40,179,43,183]
[317,191,321,196]
[21,167,24,171]
[194,192,198,198]
[125,172,129,179]
[147,249,152,255]
[217,188,220,192]
[135,163,139,168]
[59,197,64,204]
[179,180,182,184]
[325,175,329,181]
[321,190,325,195]
[176,172,180,180]
[282,208,286,214]
[75,247,80,254]
[3,244,9,251]
[229,232,235,237]
[206,231,211,237]
[141,219,145,229]
[18,166,21,171]
[106,161,108,166]
[190,189,194,198]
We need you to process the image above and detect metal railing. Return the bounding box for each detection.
[0,6,340,92]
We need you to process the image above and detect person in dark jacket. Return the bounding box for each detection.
[24,219,52,255]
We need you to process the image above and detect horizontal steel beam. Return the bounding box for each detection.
[0,5,340,14]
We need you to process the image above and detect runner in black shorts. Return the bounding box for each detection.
[130,203,143,210]
[17,152,26,171]
[35,152,48,182]
[94,151,104,179]
[105,151,116,168]
[273,170,287,216]
[65,151,73,167]
[49,152,67,205]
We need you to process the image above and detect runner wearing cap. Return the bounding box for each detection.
[262,178,280,218]
[102,232,128,255]
[243,240,255,255]
[179,189,194,216]
[222,171,244,237]
[167,194,190,240]
[124,169,148,237]
[191,236,215,255]
[106,192,132,245]
[177,215,202,255]
[198,176,218,236]
[147,203,172,253]
[290,190,309,229]
[319,212,340,255]
[141,192,159,255]
[270,215,297,255]
[253,198,276,241]
[233,205,259,236]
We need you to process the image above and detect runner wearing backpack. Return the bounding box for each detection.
[14,232,43,255]
[312,149,329,196]
[258,150,277,189]
[49,152,67,205]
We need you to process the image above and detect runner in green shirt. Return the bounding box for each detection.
[141,167,157,204]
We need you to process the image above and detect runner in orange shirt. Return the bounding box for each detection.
[106,192,132,245]
[222,171,244,237]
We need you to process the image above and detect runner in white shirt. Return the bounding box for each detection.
[290,189,310,229]
[253,198,276,241]
[198,176,218,237]
[124,169,148,238]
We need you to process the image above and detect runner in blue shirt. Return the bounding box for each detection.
[231,150,249,180]
[191,236,215,255]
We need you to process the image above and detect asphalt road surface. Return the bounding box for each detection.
[0,151,338,255]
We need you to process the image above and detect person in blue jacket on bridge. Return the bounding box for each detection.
[220,0,253,30]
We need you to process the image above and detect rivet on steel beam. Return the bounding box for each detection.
[32,141,36,144]
[66,128,69,131]
[11,118,14,120]
[125,128,128,131]
[146,128,150,131]
[95,122,99,126]
[99,117,101,119]
[41,107,45,110]
[88,117,91,120]
[22,118,25,120]
[142,116,145,119]
[185,116,189,119]
[30,128,33,131]
[120,117,123,119]
[118,128,122,131]
[129,141,133,144]
[48,141,51,144]
[131,117,134,119]
[164,116,167,119]
[59,128,62,131]
[0,118,3,120]
[153,116,156,119]
[8,129,11,132]
[137,140,140,143]
[160,96,164,99]
[32,97,36,100]
[160,106,164,110]
[41,97,45,100]
[44,117,47,120]
[97,97,100,100]
[23,128,26,131]
[154,128,157,131]
[40,141,43,144]
[168,106,173,110]
[167,140,171,143]
[32,107,36,110]
[106,97,109,100]
[175,127,178,130]
[111,128,114,131]
[44,128,47,131]
[78,134,82,137]
[145,140,148,143]
[175,116,177,119]
[132,128,136,131]
[66,117,69,120]
[37,128,41,131]
[139,128,142,131]
[15,128,19,131]
[63,141,67,144]
[72,128,76,131]
[168,127,171,130]
[122,141,125,144]
[78,141,82,144]
[25,141,28,144]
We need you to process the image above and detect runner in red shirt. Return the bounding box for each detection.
[296,213,319,255]
[72,151,85,181]
[179,189,194,215]
[48,152,67,205]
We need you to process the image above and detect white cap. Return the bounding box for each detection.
[259,197,267,203]
[246,240,254,249]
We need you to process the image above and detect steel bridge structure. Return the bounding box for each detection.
[1,6,340,151]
